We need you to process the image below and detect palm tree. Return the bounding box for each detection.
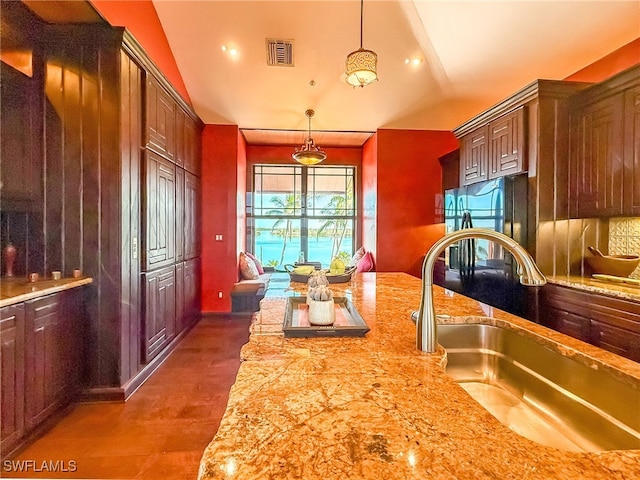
[266,194,301,265]
[316,179,354,261]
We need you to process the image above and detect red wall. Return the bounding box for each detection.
[90,0,191,105]
[564,38,640,82]
[374,130,458,277]
[201,125,242,313]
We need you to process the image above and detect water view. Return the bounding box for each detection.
[253,230,353,268]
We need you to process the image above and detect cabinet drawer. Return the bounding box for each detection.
[591,320,640,362]
[545,307,591,343]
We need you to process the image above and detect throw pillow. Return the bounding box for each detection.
[239,252,259,280]
[350,246,366,267]
[356,251,375,273]
[245,251,264,274]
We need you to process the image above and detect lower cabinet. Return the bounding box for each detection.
[143,265,176,362]
[1,304,26,455]
[0,288,84,456]
[541,284,640,362]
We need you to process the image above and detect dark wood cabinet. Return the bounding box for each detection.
[24,294,70,429]
[1,3,202,400]
[1,288,84,456]
[460,127,488,185]
[184,172,201,260]
[184,257,201,325]
[569,65,640,218]
[146,77,176,161]
[488,108,525,178]
[175,167,185,263]
[143,265,176,362]
[569,93,624,217]
[1,304,26,454]
[0,64,41,211]
[459,107,525,186]
[144,151,176,271]
[439,149,460,191]
[541,284,640,363]
[184,115,201,176]
[175,261,185,334]
[623,84,640,216]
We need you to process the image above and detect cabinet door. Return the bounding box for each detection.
[0,63,40,210]
[570,93,625,217]
[184,257,201,326]
[546,307,591,343]
[175,262,185,334]
[184,115,201,176]
[460,126,488,186]
[591,320,640,362]
[1,304,25,454]
[143,265,176,362]
[174,107,186,168]
[623,85,640,215]
[24,294,68,429]
[146,77,175,161]
[144,151,176,270]
[175,167,185,263]
[184,172,201,260]
[488,108,525,179]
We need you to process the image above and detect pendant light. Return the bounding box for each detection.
[292,109,326,165]
[345,0,378,88]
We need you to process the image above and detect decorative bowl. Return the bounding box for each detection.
[585,255,640,278]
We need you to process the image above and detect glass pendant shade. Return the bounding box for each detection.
[346,48,378,87]
[292,109,326,165]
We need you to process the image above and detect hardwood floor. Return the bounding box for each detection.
[6,315,252,479]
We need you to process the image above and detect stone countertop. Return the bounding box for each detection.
[198,273,640,480]
[547,274,640,302]
[0,276,93,307]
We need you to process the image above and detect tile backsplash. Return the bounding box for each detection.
[609,217,640,279]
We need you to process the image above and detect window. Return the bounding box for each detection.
[247,165,356,268]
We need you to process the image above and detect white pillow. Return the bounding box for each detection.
[350,247,366,267]
[239,252,259,280]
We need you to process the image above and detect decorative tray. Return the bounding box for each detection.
[287,266,356,284]
[283,296,370,338]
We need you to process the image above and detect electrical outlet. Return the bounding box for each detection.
[215,234,223,241]
[218,291,223,298]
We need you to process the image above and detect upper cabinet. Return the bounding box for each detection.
[458,107,525,186]
[146,76,176,161]
[488,108,525,179]
[569,65,640,218]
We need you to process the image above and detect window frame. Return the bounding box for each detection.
[247,164,357,267]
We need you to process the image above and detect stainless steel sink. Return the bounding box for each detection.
[438,323,640,452]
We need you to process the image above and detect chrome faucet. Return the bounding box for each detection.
[415,228,546,352]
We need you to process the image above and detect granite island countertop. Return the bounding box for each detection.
[198,273,640,480]
[1,276,93,307]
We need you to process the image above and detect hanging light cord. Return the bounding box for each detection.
[359,0,364,49]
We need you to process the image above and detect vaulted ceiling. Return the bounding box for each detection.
[151,0,639,142]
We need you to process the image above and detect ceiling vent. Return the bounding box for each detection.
[266,39,294,67]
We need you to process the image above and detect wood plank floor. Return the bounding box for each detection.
[7,315,252,479]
